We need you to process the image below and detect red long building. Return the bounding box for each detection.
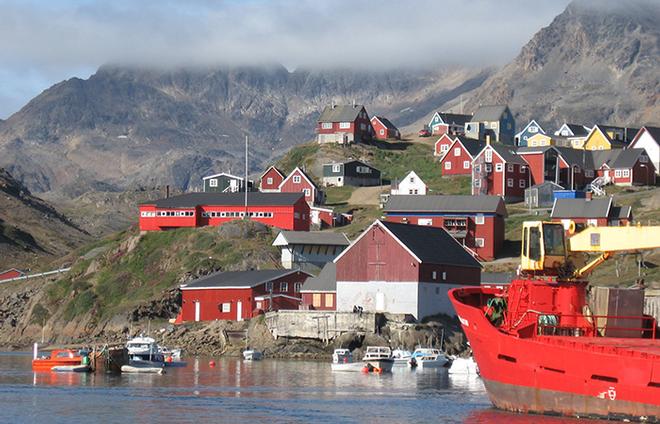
[139,192,310,231]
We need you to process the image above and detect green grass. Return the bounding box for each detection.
[325,186,354,205]
[278,143,319,174]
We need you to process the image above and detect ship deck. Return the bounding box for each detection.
[537,335,660,359]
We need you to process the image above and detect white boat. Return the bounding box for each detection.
[126,335,164,365]
[448,357,479,375]
[51,364,92,373]
[330,349,363,372]
[159,346,182,361]
[410,347,449,368]
[242,349,262,361]
[391,349,412,366]
[121,365,165,374]
[362,346,394,373]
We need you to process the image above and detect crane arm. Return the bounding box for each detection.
[567,225,660,253]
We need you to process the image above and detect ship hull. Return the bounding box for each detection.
[449,286,660,422]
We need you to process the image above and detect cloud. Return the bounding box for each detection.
[0,0,572,117]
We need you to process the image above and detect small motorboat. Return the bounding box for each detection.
[391,349,412,367]
[448,356,479,375]
[410,348,449,369]
[121,365,165,374]
[126,335,164,366]
[362,346,394,373]
[242,349,262,361]
[32,344,90,372]
[330,349,363,372]
[51,364,92,373]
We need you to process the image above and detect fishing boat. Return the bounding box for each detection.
[391,348,412,367]
[330,348,363,372]
[242,349,262,361]
[361,346,394,373]
[409,347,449,369]
[449,222,660,421]
[126,335,164,366]
[32,346,89,372]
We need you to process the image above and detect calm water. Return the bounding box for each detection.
[0,352,599,423]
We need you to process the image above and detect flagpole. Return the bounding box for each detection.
[244,135,249,219]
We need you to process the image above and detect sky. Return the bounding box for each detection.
[0,0,572,119]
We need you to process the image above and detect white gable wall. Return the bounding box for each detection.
[632,132,660,175]
[391,171,427,195]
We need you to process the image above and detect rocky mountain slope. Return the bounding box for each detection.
[0,168,90,269]
[464,0,660,128]
[0,65,489,198]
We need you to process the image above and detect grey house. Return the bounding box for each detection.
[322,160,381,187]
[272,231,350,271]
[202,172,254,193]
[524,181,564,209]
[465,105,516,145]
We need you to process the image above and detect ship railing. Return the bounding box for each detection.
[533,313,657,339]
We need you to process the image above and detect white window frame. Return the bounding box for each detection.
[280,282,288,292]
[332,164,341,173]
[474,164,481,173]
[615,169,622,178]
[444,161,452,170]
[475,238,485,248]
[339,122,351,129]
[475,215,484,225]
[485,149,492,163]
[507,178,514,188]
[379,129,385,136]
[507,164,514,172]
[209,178,218,187]
[440,144,449,152]
[293,175,301,184]
[303,188,311,197]
[463,161,470,169]
[432,271,437,280]
[474,179,481,188]
[622,169,630,178]
[519,179,525,188]
[221,303,231,313]
[495,163,503,172]
[321,122,332,129]
[454,147,461,157]
[640,155,648,163]
[266,177,273,185]
[265,281,273,292]
[294,282,302,293]
[485,164,492,172]
[442,272,447,281]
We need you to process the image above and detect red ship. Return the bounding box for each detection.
[450,222,660,421]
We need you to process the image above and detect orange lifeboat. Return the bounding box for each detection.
[32,349,84,372]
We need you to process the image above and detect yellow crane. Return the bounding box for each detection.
[520,221,660,279]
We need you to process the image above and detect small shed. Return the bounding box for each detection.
[0,268,26,282]
[300,263,337,310]
[273,231,350,271]
[524,181,564,209]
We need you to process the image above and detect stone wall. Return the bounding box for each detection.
[264,310,377,341]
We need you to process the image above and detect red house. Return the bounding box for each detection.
[383,195,507,261]
[593,148,656,187]
[370,116,401,140]
[259,166,285,192]
[300,263,336,310]
[317,104,373,144]
[472,143,530,202]
[180,269,311,322]
[0,268,25,282]
[551,198,632,230]
[334,220,481,319]
[279,167,324,206]
[139,192,310,231]
[433,134,455,157]
[440,136,486,176]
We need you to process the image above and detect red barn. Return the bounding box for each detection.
[300,263,336,310]
[370,116,401,140]
[383,195,507,261]
[139,192,310,232]
[472,143,530,202]
[180,269,311,322]
[279,167,324,206]
[317,104,373,144]
[440,136,486,176]
[259,166,285,192]
[433,134,455,157]
[551,198,632,230]
[0,268,25,282]
[334,220,481,319]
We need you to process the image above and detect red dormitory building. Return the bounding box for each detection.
[383,195,507,261]
[316,104,373,144]
[471,143,530,202]
[440,136,486,176]
[279,167,324,206]
[139,192,310,231]
[180,269,311,322]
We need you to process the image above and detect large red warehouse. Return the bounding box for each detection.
[180,269,311,322]
[139,192,310,231]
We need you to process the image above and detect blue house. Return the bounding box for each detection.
[515,120,546,147]
[428,112,473,136]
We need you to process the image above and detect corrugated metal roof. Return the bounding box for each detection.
[551,198,611,219]
[182,269,299,289]
[438,113,472,126]
[143,192,305,208]
[275,231,350,246]
[455,136,486,157]
[300,263,336,292]
[490,144,527,165]
[318,105,364,123]
[610,205,631,220]
[373,116,398,130]
[565,124,590,137]
[471,105,508,122]
[384,195,507,216]
[381,221,481,268]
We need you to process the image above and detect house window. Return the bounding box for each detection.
[418,218,433,226]
[432,271,437,280]
[324,294,333,308]
[530,140,538,147]
[332,164,341,172]
[529,126,538,133]
[485,149,492,163]
[640,155,648,163]
[312,293,322,307]
[442,272,447,281]
[293,175,301,183]
[266,281,273,292]
[615,170,622,178]
[339,122,350,129]
[463,161,470,169]
[444,161,451,170]
[474,179,481,188]
[495,163,503,172]
[519,179,526,188]
[221,303,231,313]
[507,164,514,172]
[440,144,449,152]
[521,165,527,172]
[474,164,481,173]
[304,188,311,197]
[321,122,332,129]
[280,282,288,292]
[475,238,485,248]
[266,177,273,185]
[585,170,594,177]
[475,215,484,225]
[294,282,302,293]
[454,147,461,157]
[379,129,385,135]
[622,169,630,178]
[507,178,514,187]
[209,179,218,187]
[485,164,492,172]
[360,123,366,131]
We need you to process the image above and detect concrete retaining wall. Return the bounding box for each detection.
[264,310,376,340]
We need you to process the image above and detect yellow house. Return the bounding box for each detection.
[527,133,554,147]
[582,125,615,150]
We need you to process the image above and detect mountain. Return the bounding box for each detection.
[0,65,489,198]
[464,0,660,128]
[0,168,90,269]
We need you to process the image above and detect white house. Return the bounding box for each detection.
[630,126,660,175]
[391,171,427,195]
[272,231,350,270]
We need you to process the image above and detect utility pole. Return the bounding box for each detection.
[244,135,249,219]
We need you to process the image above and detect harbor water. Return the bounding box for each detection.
[0,352,606,423]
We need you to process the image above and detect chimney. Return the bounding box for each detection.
[352,99,356,108]
[485,135,491,146]
[166,185,170,198]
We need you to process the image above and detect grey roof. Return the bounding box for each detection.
[300,263,336,293]
[438,113,472,126]
[143,192,305,208]
[318,105,365,123]
[528,181,564,190]
[384,195,507,216]
[182,269,300,289]
[380,221,481,268]
[611,148,647,168]
[374,116,398,130]
[565,124,590,137]
[471,105,508,122]
[489,144,528,165]
[516,146,554,154]
[554,146,593,168]
[454,136,486,157]
[551,198,611,219]
[610,205,632,220]
[277,231,350,246]
[481,272,514,285]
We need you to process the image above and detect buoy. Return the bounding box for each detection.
[209,360,216,368]
[361,366,369,374]
[166,356,173,363]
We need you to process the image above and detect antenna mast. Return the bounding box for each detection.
[245,135,249,218]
